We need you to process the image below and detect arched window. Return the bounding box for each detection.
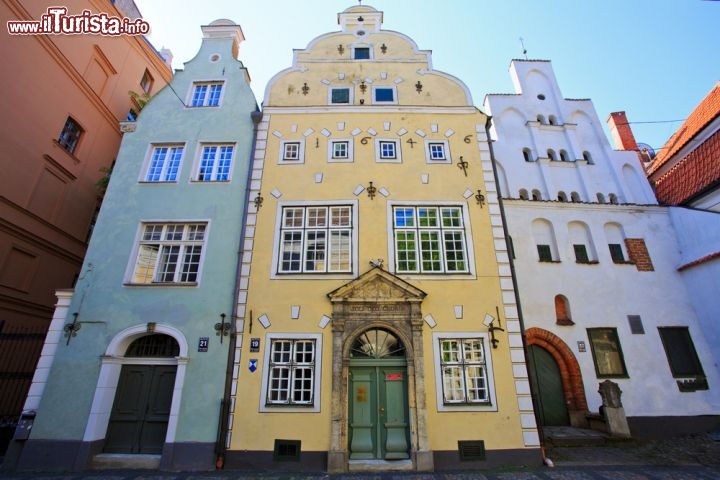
[609,193,618,205]
[604,222,628,264]
[125,334,180,357]
[532,189,542,201]
[583,151,593,164]
[532,218,560,262]
[522,148,533,162]
[555,295,574,325]
[547,149,557,161]
[519,188,529,200]
[557,191,568,202]
[568,221,597,264]
[350,328,405,358]
[560,150,570,162]
[596,193,606,203]
[548,115,558,125]
[570,192,580,202]
[537,114,546,124]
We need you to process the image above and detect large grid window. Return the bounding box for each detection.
[197,145,233,181]
[267,339,316,405]
[439,338,490,404]
[393,206,468,273]
[190,82,223,107]
[145,145,183,182]
[587,328,628,378]
[278,206,352,273]
[130,223,206,284]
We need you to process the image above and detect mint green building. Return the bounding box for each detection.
[12,20,258,471]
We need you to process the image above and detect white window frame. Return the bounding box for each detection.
[329,86,352,105]
[126,222,208,285]
[271,200,358,279]
[387,202,475,277]
[425,139,451,164]
[432,332,497,412]
[328,139,353,163]
[188,81,224,107]
[375,138,402,163]
[372,86,397,105]
[260,333,323,412]
[142,144,185,183]
[194,143,235,182]
[279,139,305,164]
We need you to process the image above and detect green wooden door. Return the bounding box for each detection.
[349,365,409,460]
[104,364,176,454]
[529,345,569,426]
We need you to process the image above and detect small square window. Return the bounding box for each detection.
[374,87,395,103]
[280,141,304,164]
[537,244,553,262]
[609,244,625,263]
[574,244,589,263]
[58,117,83,154]
[140,69,154,94]
[426,141,450,163]
[332,141,348,159]
[354,47,370,59]
[331,88,350,104]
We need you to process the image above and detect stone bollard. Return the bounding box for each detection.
[598,380,631,438]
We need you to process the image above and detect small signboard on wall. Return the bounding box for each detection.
[250,337,260,352]
[198,337,209,352]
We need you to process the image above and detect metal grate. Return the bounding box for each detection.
[274,439,301,461]
[125,334,179,357]
[458,440,486,461]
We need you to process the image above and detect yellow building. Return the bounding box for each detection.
[224,5,539,472]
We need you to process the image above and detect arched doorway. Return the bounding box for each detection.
[525,328,588,428]
[348,328,409,460]
[103,334,179,454]
[528,345,569,426]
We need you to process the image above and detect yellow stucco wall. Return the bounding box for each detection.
[229,5,533,458]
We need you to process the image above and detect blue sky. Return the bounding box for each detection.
[135,0,719,154]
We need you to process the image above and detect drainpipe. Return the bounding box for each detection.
[216,107,263,469]
[483,114,552,467]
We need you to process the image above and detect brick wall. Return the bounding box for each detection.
[625,238,654,271]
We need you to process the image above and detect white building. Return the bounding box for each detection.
[483,59,720,437]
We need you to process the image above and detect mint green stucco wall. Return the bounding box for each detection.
[31,32,258,445]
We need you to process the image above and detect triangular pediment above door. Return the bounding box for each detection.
[327,267,427,303]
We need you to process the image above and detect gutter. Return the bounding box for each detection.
[483,114,553,467]
[215,107,263,469]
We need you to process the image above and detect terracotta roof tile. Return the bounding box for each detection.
[654,129,720,205]
[678,250,720,271]
[649,82,720,175]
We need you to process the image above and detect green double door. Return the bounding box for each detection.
[349,362,410,460]
[104,364,176,454]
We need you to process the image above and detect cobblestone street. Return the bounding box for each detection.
[2,433,720,480]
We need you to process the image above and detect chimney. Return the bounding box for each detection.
[607,111,639,151]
